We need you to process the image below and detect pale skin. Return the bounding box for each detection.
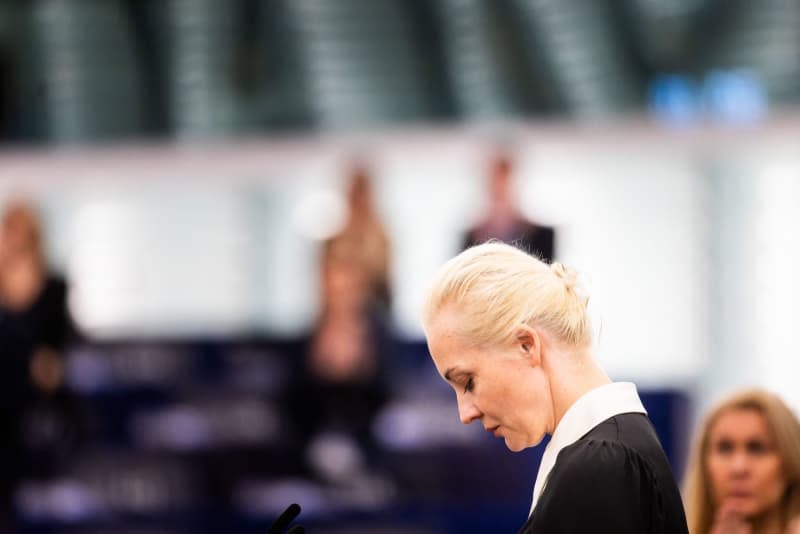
[425,307,610,452]
[707,408,794,534]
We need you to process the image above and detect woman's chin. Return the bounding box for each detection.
[507,433,544,452]
[504,437,527,452]
[726,499,758,517]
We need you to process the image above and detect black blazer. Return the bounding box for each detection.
[519,413,689,534]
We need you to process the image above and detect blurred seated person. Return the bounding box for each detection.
[683,388,800,534]
[0,200,83,524]
[463,152,555,263]
[288,237,392,484]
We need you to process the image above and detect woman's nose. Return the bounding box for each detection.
[729,451,751,475]
[457,396,481,424]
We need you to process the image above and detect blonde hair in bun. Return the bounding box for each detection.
[423,241,591,347]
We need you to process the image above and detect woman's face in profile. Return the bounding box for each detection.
[425,308,553,452]
[706,408,788,519]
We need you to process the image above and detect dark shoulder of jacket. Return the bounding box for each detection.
[590,413,678,469]
[520,439,650,534]
[552,414,689,534]
[546,414,671,502]
[520,415,689,534]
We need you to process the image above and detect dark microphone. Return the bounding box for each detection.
[267,503,302,534]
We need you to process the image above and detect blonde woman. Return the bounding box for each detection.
[421,242,688,533]
[684,389,800,534]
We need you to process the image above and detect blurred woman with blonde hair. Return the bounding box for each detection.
[684,389,800,534]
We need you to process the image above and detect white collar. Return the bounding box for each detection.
[528,382,647,517]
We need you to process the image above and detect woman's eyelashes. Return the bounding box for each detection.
[746,440,769,455]
[713,438,771,455]
[464,376,475,393]
[714,440,734,454]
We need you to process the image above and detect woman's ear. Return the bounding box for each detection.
[516,325,542,367]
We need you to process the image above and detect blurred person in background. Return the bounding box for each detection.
[288,165,394,488]
[683,389,800,534]
[329,163,391,309]
[463,151,555,263]
[0,200,83,529]
[422,242,688,533]
[307,238,382,387]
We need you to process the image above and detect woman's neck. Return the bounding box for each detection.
[546,345,611,429]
